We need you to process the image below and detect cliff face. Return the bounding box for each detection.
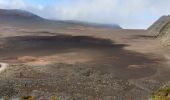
[148,15,170,46]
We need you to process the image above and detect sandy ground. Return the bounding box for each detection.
[0,26,169,99]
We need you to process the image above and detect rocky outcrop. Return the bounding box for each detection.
[148,15,170,36]
[148,15,170,46]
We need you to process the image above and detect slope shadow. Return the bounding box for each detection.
[0,35,126,56]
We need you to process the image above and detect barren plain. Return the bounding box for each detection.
[0,26,169,100]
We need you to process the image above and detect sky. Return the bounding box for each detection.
[0,0,170,29]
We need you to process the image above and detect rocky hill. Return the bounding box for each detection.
[148,15,170,46]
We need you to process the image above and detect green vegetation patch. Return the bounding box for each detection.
[20,96,35,100]
[51,96,61,100]
[152,86,170,100]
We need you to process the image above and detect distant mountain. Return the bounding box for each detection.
[148,15,170,46]
[0,9,45,28]
[0,9,43,20]
[60,20,122,29]
[0,9,122,29]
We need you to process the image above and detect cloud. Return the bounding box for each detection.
[0,0,26,9]
[53,0,118,22]
[48,0,170,29]
[0,0,170,29]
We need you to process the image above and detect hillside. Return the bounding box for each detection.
[0,9,122,29]
[148,15,170,46]
[148,15,170,36]
[0,9,42,19]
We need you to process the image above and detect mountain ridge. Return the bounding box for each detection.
[0,9,122,29]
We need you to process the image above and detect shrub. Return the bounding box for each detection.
[51,96,60,100]
[152,87,170,100]
[20,96,35,100]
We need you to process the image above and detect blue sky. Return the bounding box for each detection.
[25,0,56,6]
[0,0,170,29]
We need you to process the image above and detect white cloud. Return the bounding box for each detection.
[0,0,26,9]
[50,0,170,29]
[0,0,170,29]
[54,0,117,21]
